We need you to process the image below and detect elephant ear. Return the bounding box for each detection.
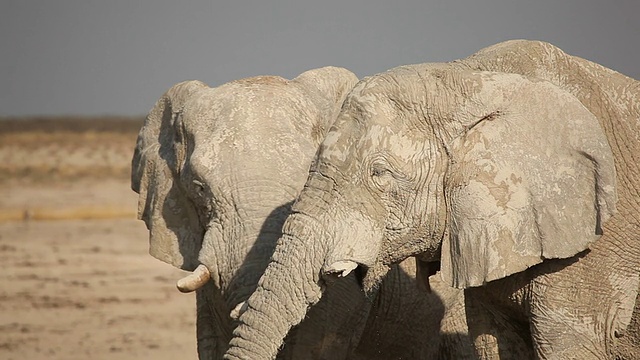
[440,78,617,289]
[131,80,208,270]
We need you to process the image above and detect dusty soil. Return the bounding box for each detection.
[0,118,198,360]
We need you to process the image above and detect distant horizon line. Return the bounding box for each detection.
[0,114,146,121]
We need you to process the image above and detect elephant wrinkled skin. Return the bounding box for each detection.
[226,41,640,359]
[132,67,472,359]
[132,67,359,359]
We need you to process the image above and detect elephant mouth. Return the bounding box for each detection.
[322,260,360,278]
[322,261,370,291]
[360,261,391,296]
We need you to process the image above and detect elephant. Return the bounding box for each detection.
[225,40,640,360]
[131,67,473,359]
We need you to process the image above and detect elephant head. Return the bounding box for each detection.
[131,67,358,357]
[225,61,617,359]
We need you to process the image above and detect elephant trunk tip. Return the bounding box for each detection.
[176,264,211,293]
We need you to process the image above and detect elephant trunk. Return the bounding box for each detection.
[224,171,382,359]
[225,212,326,359]
[224,173,338,359]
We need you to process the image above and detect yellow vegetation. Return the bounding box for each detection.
[0,206,137,223]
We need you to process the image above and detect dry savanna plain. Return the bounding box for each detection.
[0,117,198,359]
[3,115,640,359]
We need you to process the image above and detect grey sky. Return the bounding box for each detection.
[1,1,638,116]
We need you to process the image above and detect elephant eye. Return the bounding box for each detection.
[371,167,390,177]
[190,180,209,205]
[369,156,411,193]
[370,164,395,191]
[192,179,208,199]
[191,179,215,224]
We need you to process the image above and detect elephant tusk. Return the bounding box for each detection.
[324,260,359,278]
[176,264,211,293]
[230,301,249,320]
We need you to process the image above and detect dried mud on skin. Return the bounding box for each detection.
[0,117,198,360]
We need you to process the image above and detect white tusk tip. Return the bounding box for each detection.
[230,301,249,320]
[324,260,358,278]
[176,264,211,293]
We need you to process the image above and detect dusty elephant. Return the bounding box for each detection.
[131,68,472,359]
[456,39,640,360]
[225,40,640,360]
[131,67,360,359]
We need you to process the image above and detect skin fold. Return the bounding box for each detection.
[131,67,472,359]
[225,40,640,360]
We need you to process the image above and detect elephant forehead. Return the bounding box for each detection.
[184,88,320,165]
[193,131,314,178]
[319,130,347,162]
[320,102,425,162]
[363,125,426,160]
[318,119,364,163]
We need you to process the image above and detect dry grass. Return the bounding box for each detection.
[0,206,137,222]
[0,116,143,184]
[0,116,144,221]
[0,116,144,134]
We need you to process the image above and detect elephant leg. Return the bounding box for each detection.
[465,286,534,360]
[526,250,640,360]
[196,281,231,360]
[438,287,475,360]
[528,302,608,359]
[196,284,216,359]
[614,285,640,359]
[527,282,611,359]
[527,274,611,359]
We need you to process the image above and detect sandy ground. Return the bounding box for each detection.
[0,118,198,360]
